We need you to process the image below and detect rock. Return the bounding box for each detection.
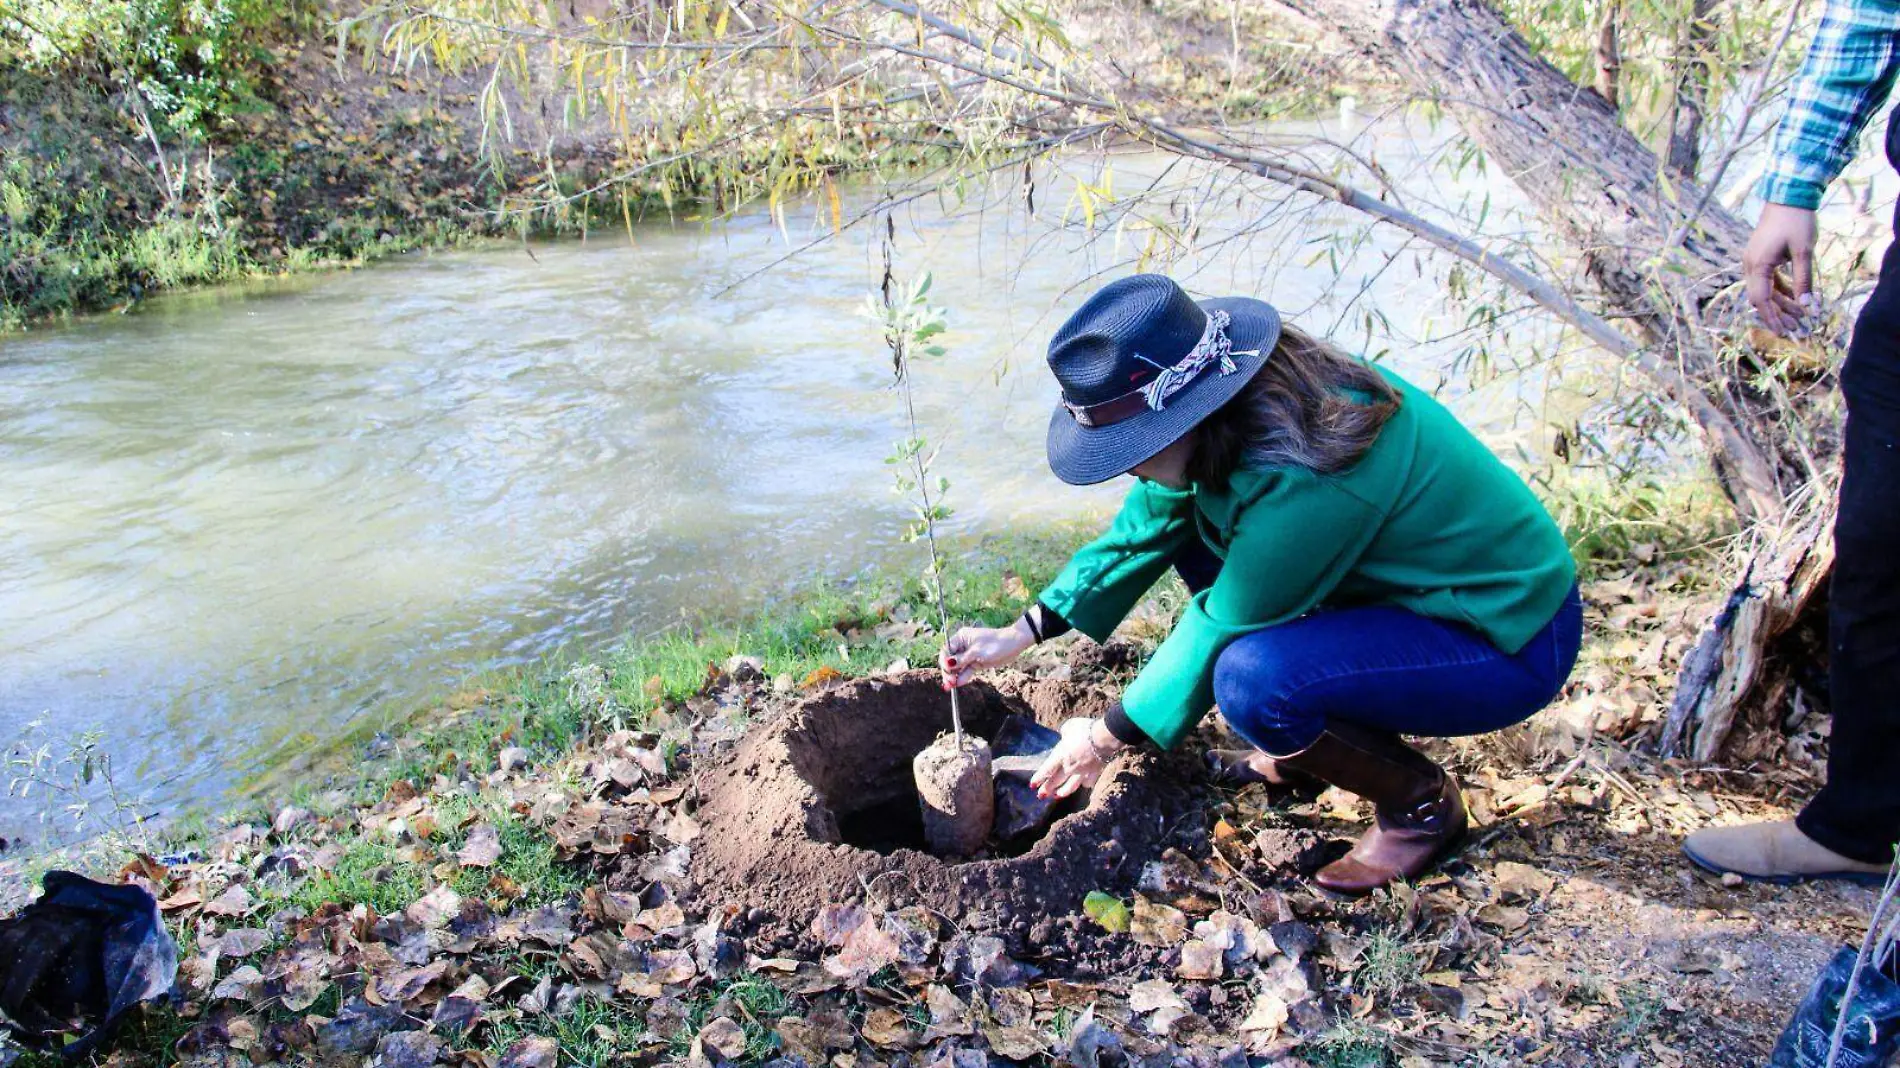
[1178,939,1225,980]
[913,735,994,856]
[271,806,310,836]
[772,674,795,694]
[1268,920,1318,963]
[724,655,764,683]
[497,746,530,773]
[693,1017,748,1062]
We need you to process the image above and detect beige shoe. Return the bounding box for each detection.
[1682,819,1892,886]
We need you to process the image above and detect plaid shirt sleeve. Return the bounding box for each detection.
[1760,0,1900,209]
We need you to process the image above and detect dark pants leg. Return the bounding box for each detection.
[1796,143,1900,865]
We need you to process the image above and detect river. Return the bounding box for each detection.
[0,139,1580,848]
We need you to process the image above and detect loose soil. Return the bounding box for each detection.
[688,671,1240,953]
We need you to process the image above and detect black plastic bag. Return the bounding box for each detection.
[0,871,178,1058]
[990,715,1063,839]
[1769,945,1900,1067]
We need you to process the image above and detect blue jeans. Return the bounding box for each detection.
[1176,540,1583,756]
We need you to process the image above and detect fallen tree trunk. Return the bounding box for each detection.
[1661,487,1836,759]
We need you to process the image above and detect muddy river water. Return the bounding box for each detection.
[0,142,1577,846]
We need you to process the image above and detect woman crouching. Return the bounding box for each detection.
[941,274,1581,897]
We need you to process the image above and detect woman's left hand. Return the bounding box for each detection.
[1029,717,1121,800]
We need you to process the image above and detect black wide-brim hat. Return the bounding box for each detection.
[1046,274,1282,486]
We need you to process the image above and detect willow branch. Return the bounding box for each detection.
[812,22,1781,515]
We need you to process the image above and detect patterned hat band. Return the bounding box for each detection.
[1060,309,1258,428]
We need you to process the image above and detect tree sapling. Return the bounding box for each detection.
[868,266,993,855]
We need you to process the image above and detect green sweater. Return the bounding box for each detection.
[1036,368,1577,750]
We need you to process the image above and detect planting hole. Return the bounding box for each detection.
[690,671,1198,933]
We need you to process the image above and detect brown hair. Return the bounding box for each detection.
[1186,324,1400,490]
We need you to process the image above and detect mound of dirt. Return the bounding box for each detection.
[1065,638,1143,678]
[687,671,1199,947]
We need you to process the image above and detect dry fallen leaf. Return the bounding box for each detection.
[1131,897,1188,947]
[210,965,265,1003]
[457,823,503,868]
[1128,978,1187,1014]
[216,928,270,959]
[1239,989,1289,1044]
[496,1036,559,1068]
[203,885,255,918]
[924,984,974,1038]
[823,917,901,986]
[983,1021,1048,1059]
[407,885,461,929]
[1493,860,1555,902]
[1002,569,1031,602]
[645,947,698,986]
[374,960,449,1004]
[860,1006,916,1049]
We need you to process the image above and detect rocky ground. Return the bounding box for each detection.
[0,555,1871,1067]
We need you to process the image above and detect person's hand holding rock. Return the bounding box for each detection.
[940,618,1035,688]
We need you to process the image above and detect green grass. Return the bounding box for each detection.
[478,992,649,1068]
[1616,980,1666,1040]
[1306,1020,1396,1068]
[1537,469,1736,571]
[661,977,803,1063]
[280,800,581,918]
[1355,930,1422,999]
[286,837,431,916]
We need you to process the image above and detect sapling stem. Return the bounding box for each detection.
[899,382,964,748]
[871,257,965,749]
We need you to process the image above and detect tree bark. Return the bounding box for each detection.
[1594,0,1622,110]
[1284,0,1783,508]
[1665,0,1719,179]
[1661,489,1835,759]
[1278,0,1833,761]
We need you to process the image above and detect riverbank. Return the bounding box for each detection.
[0,1,1364,331]
[8,476,1866,1068]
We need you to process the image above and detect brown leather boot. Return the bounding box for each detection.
[1204,749,1318,789]
[1275,723,1468,897]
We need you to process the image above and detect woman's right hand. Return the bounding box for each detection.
[940,618,1036,688]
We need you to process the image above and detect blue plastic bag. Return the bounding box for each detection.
[1770,945,1900,1067]
[0,871,178,1058]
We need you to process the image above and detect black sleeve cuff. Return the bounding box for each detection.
[1027,601,1073,642]
[1103,702,1152,747]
